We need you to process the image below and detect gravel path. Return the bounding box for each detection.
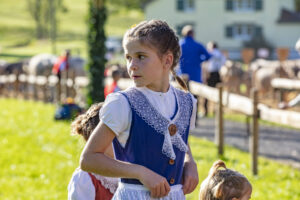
[191,117,300,169]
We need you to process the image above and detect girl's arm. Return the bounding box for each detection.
[182,143,199,195]
[80,122,170,198]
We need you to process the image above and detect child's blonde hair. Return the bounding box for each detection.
[199,160,251,200]
[123,20,188,91]
[71,102,103,141]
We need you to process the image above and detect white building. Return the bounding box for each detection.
[145,0,300,59]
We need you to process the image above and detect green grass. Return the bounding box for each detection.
[0,0,144,62]
[0,98,300,199]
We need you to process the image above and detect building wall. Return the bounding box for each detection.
[145,0,300,54]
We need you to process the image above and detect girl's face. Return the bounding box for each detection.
[124,39,172,92]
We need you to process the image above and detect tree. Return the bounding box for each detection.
[26,0,67,43]
[109,0,153,9]
[296,0,300,12]
[86,0,107,105]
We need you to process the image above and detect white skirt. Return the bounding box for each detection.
[112,182,185,200]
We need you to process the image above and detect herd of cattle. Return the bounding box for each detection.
[0,54,86,77]
[1,53,300,99]
[219,58,300,97]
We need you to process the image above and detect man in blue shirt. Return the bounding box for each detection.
[179,25,211,83]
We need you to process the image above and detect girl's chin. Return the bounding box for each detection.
[134,83,145,87]
[133,81,145,87]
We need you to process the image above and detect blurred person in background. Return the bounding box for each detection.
[203,41,226,116]
[179,25,211,83]
[52,49,70,79]
[104,67,121,98]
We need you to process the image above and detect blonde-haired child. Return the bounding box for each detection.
[199,160,252,200]
[80,20,199,199]
[68,103,118,200]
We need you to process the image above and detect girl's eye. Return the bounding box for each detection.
[138,55,145,60]
[125,55,132,61]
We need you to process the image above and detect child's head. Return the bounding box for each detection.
[71,102,103,141]
[207,41,218,51]
[112,68,121,82]
[123,20,188,91]
[199,160,252,200]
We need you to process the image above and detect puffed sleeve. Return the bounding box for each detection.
[189,93,197,131]
[68,169,95,200]
[100,92,131,138]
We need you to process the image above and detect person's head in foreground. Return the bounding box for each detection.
[199,160,252,200]
[71,102,103,141]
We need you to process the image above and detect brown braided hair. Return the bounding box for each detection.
[71,102,104,141]
[199,160,252,200]
[123,20,188,91]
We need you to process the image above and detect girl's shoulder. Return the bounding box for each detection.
[103,90,131,109]
[173,87,195,100]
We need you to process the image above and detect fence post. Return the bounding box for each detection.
[14,74,19,98]
[56,76,61,103]
[250,88,259,175]
[215,84,224,156]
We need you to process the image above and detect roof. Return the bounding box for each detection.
[277,8,300,23]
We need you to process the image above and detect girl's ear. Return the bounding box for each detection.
[163,52,173,70]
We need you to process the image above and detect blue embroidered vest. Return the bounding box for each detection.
[112,87,193,186]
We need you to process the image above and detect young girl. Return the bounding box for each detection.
[80,20,199,199]
[68,103,118,200]
[199,160,252,200]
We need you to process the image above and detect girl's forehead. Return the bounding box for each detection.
[124,39,156,54]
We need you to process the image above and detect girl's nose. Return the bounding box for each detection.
[128,60,138,71]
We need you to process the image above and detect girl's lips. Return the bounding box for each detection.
[132,75,141,79]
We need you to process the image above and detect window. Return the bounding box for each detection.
[226,0,263,12]
[234,24,253,39]
[225,24,262,40]
[177,0,195,12]
[234,0,254,11]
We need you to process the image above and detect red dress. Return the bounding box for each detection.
[88,173,114,200]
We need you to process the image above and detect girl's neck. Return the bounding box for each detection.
[146,78,170,93]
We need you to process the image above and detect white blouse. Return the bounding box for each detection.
[100,85,197,147]
[68,168,119,200]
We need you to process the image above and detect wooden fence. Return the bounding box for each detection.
[0,73,89,104]
[271,78,300,101]
[189,80,300,175]
[1,74,300,175]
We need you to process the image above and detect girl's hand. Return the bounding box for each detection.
[139,166,170,198]
[182,159,199,195]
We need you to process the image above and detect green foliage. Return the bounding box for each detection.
[0,0,144,62]
[295,0,300,12]
[1,99,300,199]
[86,0,107,105]
[26,0,66,39]
[0,99,80,199]
[109,0,153,9]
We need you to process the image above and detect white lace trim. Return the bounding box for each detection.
[112,182,185,200]
[91,173,119,194]
[122,87,193,160]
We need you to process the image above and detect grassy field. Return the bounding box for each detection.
[0,0,144,62]
[1,98,300,199]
